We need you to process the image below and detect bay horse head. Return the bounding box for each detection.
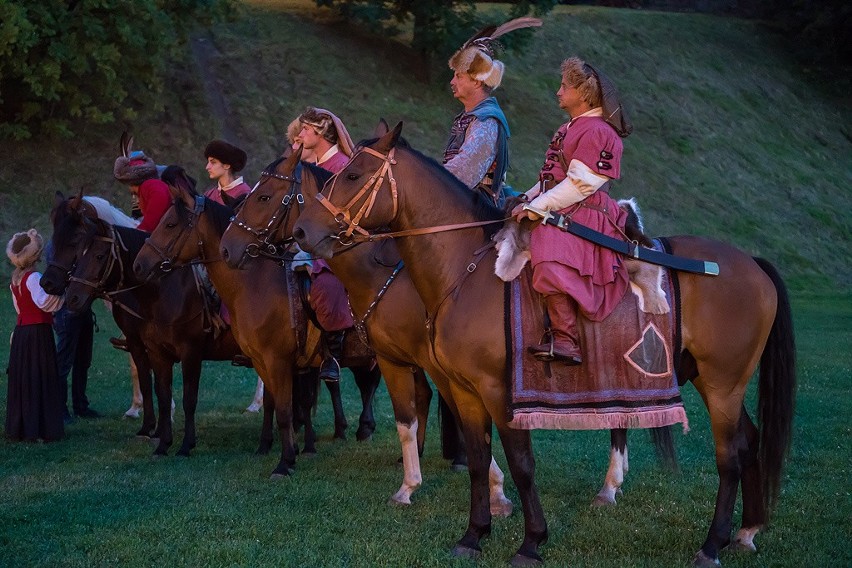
[219,148,309,268]
[293,122,406,258]
[132,171,207,280]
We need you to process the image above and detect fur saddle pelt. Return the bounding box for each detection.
[492,198,669,315]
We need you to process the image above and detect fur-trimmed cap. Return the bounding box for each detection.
[114,131,159,185]
[6,229,44,270]
[114,151,158,185]
[448,17,542,90]
[204,139,248,172]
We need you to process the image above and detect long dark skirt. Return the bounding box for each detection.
[5,322,64,442]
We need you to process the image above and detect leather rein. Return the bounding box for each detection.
[316,146,508,246]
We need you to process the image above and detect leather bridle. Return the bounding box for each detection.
[228,163,304,260]
[315,145,507,245]
[140,195,207,273]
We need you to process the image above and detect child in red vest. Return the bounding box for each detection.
[5,229,65,442]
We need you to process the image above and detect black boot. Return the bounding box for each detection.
[318,330,346,383]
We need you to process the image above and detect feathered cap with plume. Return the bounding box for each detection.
[449,17,542,90]
[114,131,158,185]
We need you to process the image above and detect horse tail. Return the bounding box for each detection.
[438,394,463,461]
[753,257,797,515]
[649,426,679,472]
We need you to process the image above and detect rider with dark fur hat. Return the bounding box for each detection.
[203,139,252,206]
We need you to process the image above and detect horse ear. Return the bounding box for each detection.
[375,121,403,152]
[374,119,390,137]
[54,191,66,209]
[282,145,302,172]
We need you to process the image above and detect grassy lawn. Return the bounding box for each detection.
[0,293,849,567]
[1,1,850,566]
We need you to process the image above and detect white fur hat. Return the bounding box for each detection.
[448,17,542,90]
[6,229,44,270]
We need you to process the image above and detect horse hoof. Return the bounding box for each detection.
[692,550,721,567]
[450,463,468,473]
[510,552,543,567]
[451,544,481,560]
[727,540,757,554]
[134,433,151,441]
[490,498,514,518]
[388,497,412,507]
[591,493,617,507]
[355,429,373,442]
[177,449,191,457]
[269,469,294,480]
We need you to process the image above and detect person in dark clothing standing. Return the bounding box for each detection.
[54,305,98,420]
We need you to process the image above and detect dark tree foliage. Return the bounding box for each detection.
[316,0,557,77]
[0,0,237,139]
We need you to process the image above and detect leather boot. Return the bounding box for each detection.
[319,330,346,382]
[528,294,583,365]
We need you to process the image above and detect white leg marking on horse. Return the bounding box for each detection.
[489,457,514,517]
[245,376,264,413]
[593,447,626,506]
[390,419,422,506]
[125,355,143,418]
[732,526,760,552]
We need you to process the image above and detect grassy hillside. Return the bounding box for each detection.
[1,1,850,291]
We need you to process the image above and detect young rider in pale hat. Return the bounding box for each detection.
[443,17,541,207]
[294,106,357,382]
[297,107,355,174]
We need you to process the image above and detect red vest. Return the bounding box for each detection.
[12,272,53,326]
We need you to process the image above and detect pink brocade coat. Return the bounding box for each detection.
[530,117,629,322]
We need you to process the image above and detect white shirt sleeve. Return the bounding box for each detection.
[444,118,499,189]
[26,272,65,313]
[528,159,611,212]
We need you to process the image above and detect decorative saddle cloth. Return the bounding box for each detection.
[506,262,688,431]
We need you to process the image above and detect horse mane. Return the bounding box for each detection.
[356,136,504,226]
[262,157,335,190]
[82,196,139,228]
[111,223,149,256]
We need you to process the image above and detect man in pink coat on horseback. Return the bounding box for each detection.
[513,57,633,365]
[295,107,357,382]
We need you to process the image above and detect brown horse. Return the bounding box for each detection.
[42,197,246,457]
[219,151,518,510]
[219,148,676,510]
[131,172,381,477]
[291,123,796,566]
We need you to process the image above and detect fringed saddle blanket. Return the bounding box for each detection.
[507,260,688,432]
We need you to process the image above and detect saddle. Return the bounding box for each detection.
[287,259,375,368]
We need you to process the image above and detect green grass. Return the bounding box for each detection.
[1,2,851,566]
[0,292,850,567]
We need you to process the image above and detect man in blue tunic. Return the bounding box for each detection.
[442,25,515,207]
